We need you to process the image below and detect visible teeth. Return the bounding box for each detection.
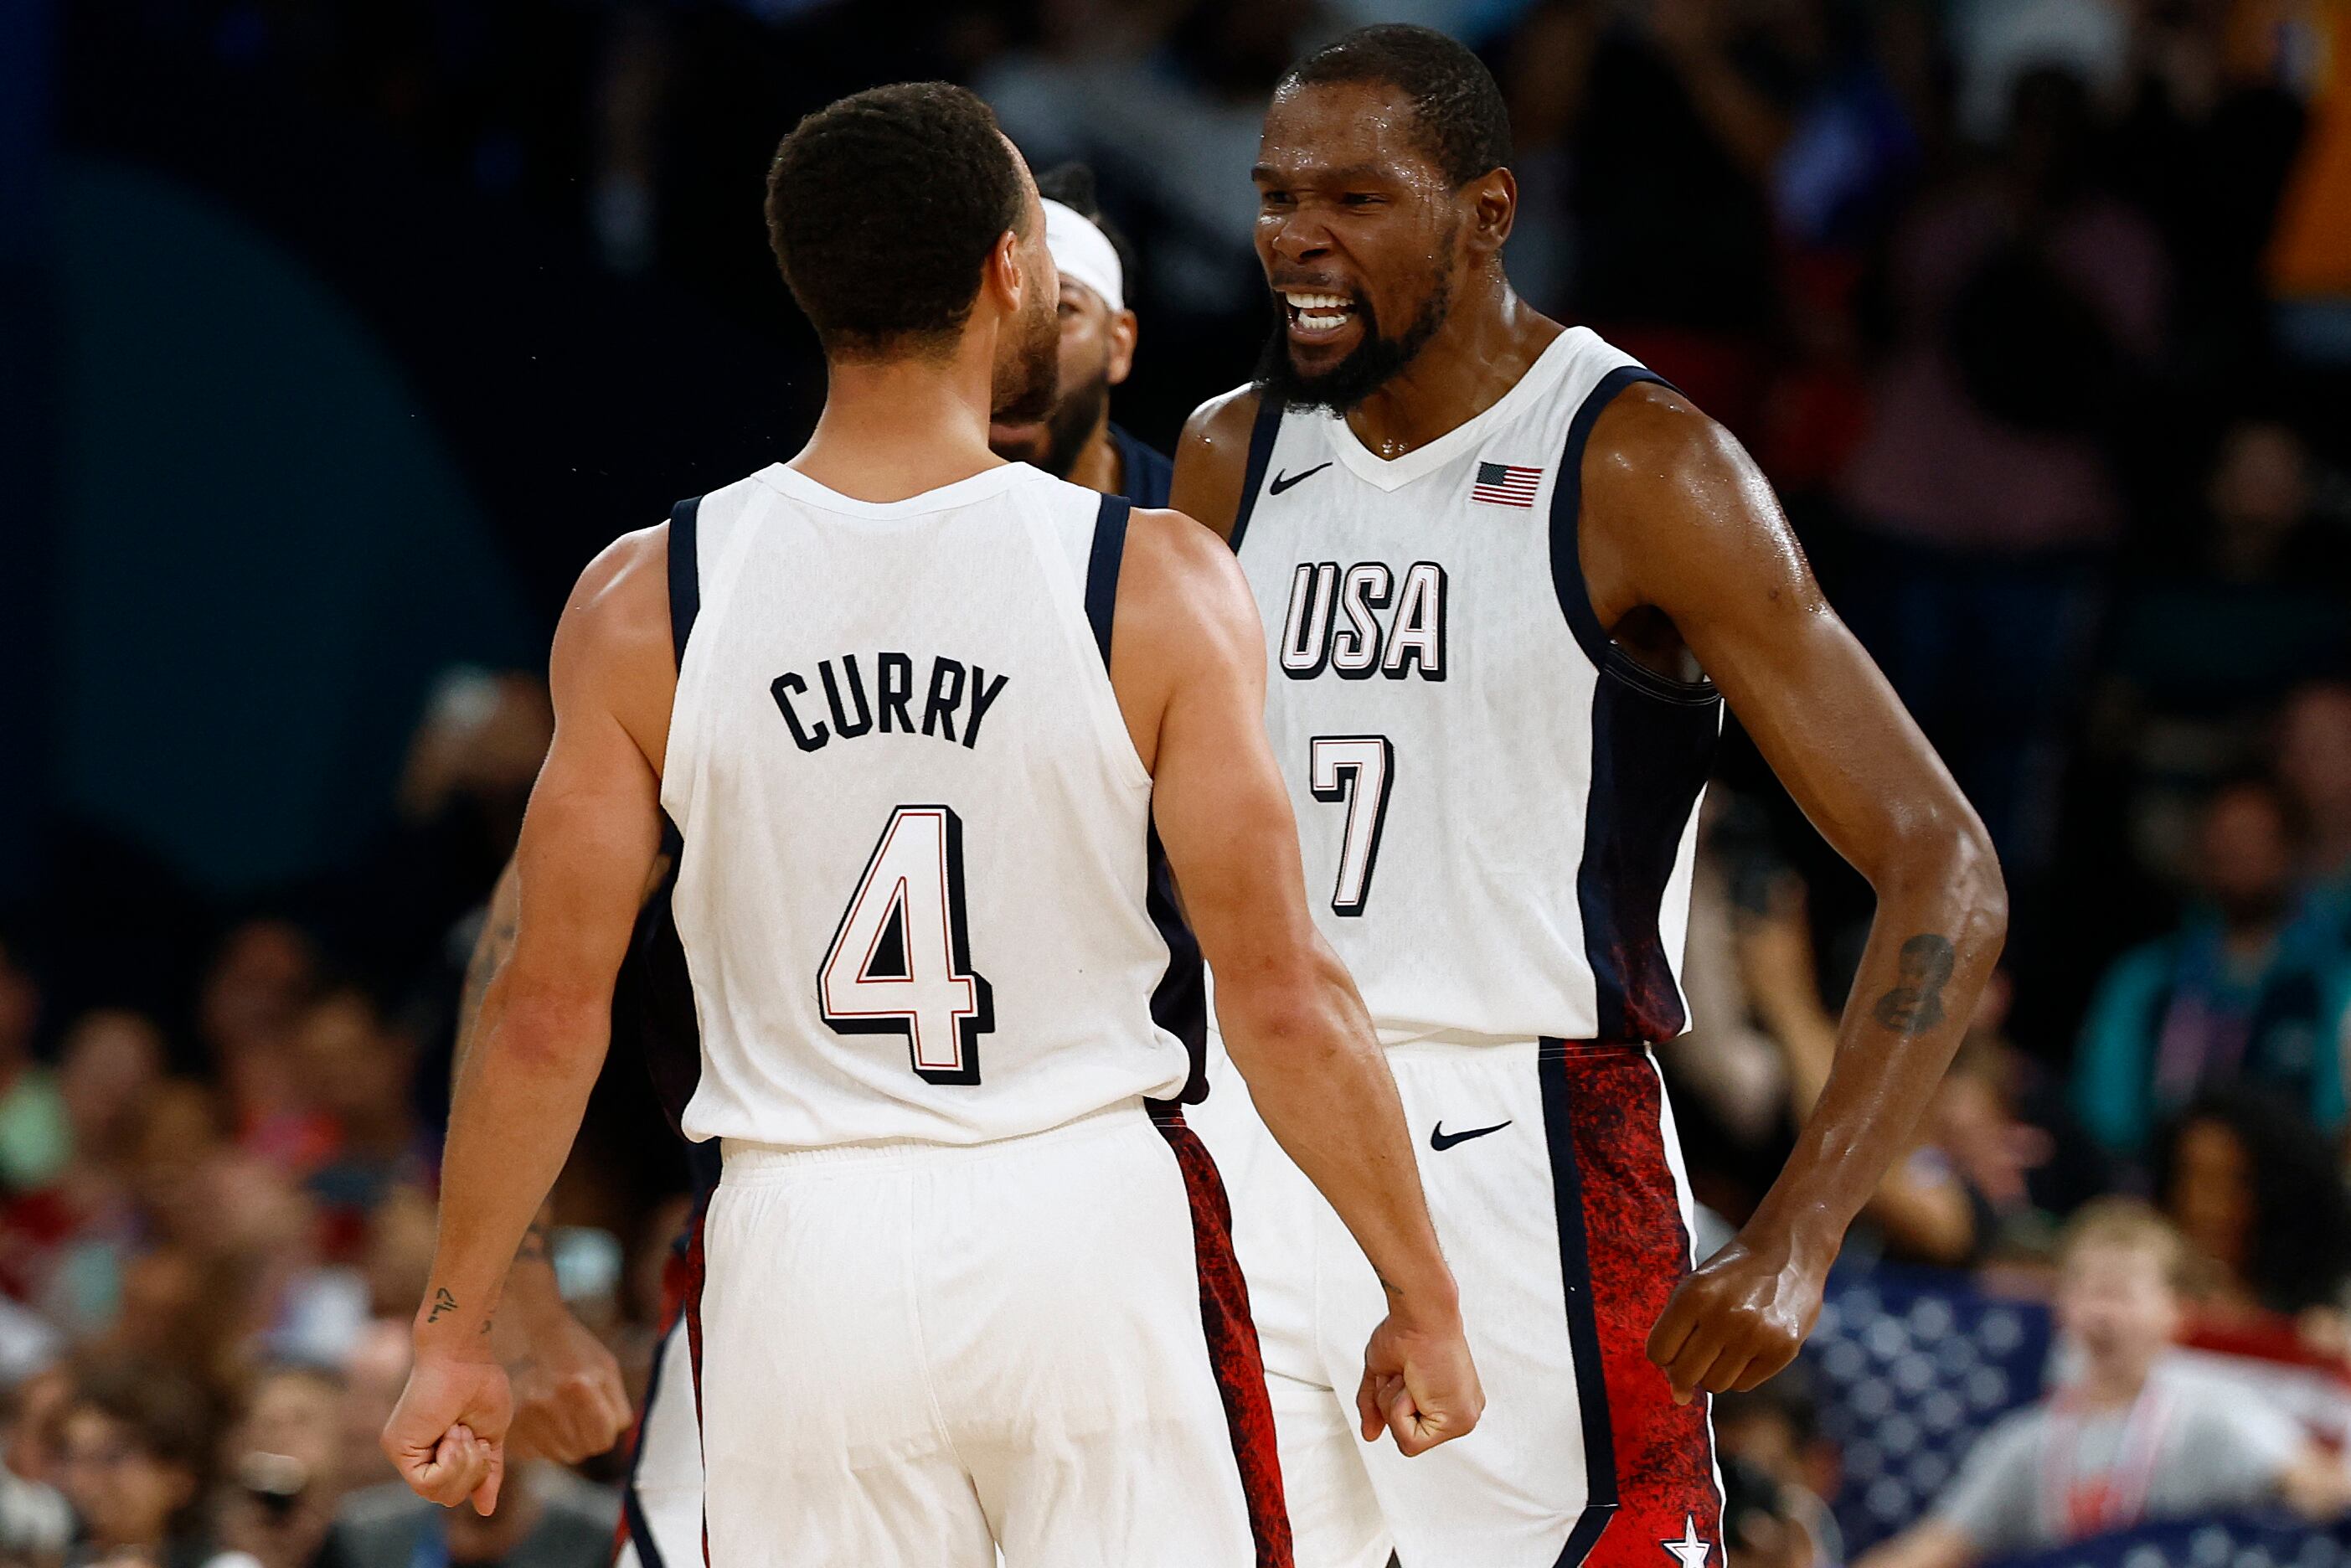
[1283,291,1352,312]
[1299,312,1348,330]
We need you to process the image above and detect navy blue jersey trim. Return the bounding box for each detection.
[619,1315,678,1568]
[1225,392,1286,555]
[1547,369,1718,704]
[1575,677,1719,1043]
[1111,423,1175,509]
[1539,1040,1621,1565]
[667,496,702,673]
[1085,494,1133,671]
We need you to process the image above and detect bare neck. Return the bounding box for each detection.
[2074,1354,2156,1412]
[1065,407,1124,497]
[791,338,1006,503]
[1343,270,1565,461]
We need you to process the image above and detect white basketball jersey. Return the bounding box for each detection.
[660,462,1190,1149]
[1230,327,1722,1048]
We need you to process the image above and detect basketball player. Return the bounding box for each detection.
[988,163,1172,505]
[1171,28,2008,1568]
[381,81,1482,1567]
[458,162,1206,1568]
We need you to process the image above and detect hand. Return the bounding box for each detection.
[1647,1231,1828,1404]
[503,1305,632,1464]
[1354,1297,1483,1457]
[382,1352,513,1514]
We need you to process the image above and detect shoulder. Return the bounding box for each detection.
[1170,383,1268,540]
[556,525,672,667]
[1585,382,1769,517]
[1180,383,1264,454]
[1119,506,1260,656]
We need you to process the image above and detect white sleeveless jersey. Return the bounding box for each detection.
[1230,328,1722,1048]
[660,462,1190,1149]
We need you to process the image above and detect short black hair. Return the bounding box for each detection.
[1281,24,1512,188]
[766,82,1029,358]
[1034,162,1138,302]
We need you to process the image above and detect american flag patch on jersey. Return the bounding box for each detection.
[1471,462,1543,508]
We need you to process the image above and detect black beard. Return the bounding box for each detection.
[990,298,1061,425]
[1040,368,1111,480]
[1253,274,1453,415]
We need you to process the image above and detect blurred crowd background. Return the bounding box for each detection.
[8,0,2351,1565]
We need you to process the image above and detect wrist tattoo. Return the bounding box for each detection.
[1870,934,1957,1035]
[426,1287,459,1324]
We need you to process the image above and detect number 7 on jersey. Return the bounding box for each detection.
[818,804,995,1084]
[1309,735,1394,917]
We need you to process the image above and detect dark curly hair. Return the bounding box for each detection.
[766,82,1029,358]
[1281,24,1512,188]
[2153,1086,2351,1315]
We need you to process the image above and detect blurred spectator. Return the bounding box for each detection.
[195,923,321,1173]
[53,1357,250,1568]
[0,940,68,1196]
[0,1372,73,1568]
[1721,1452,1820,1568]
[1716,1370,1844,1568]
[2072,778,2351,1152]
[316,1465,615,1568]
[1854,1199,2348,1568]
[214,1365,347,1568]
[2151,1088,2351,1325]
[290,990,430,1261]
[2281,679,2351,946]
[1838,65,2167,896]
[333,1325,408,1498]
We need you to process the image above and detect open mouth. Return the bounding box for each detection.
[1281,288,1360,346]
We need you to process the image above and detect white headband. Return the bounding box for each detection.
[1042,198,1125,314]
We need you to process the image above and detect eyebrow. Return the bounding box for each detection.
[1251,162,1395,186]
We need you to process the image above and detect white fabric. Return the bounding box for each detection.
[624,1316,704,1568]
[1234,326,1716,1049]
[1194,1039,1692,1568]
[663,462,1188,1149]
[697,1105,1256,1567]
[1042,199,1123,312]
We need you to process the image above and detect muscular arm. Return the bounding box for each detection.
[1585,387,2008,1396]
[449,854,633,1464]
[384,528,673,1509]
[1113,508,1478,1454]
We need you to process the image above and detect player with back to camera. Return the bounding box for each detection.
[451,155,1209,1568]
[379,81,1480,1568]
[1172,25,2008,1568]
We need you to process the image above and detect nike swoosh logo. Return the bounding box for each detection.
[1430,1119,1513,1151]
[1268,462,1332,495]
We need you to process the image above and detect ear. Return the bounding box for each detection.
[1106,309,1139,387]
[982,228,1023,317]
[1466,167,1516,257]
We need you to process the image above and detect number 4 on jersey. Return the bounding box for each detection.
[818,805,994,1084]
[1309,735,1394,917]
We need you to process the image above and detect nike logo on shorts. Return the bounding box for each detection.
[1429,1119,1513,1151]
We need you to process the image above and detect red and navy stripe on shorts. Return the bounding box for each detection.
[1152,1104,1293,1568]
[1541,1039,1723,1568]
[612,1190,709,1568]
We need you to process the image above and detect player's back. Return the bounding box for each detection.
[661,460,1188,1151]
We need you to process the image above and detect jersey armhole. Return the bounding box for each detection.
[667,495,703,670]
[1084,493,1132,671]
[1547,368,1720,705]
[1224,392,1286,554]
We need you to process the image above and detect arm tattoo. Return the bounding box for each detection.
[1870,934,1957,1035]
[451,905,519,1091]
[426,1287,460,1323]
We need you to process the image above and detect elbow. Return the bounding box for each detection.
[1951,818,2008,956]
[1878,812,2008,957]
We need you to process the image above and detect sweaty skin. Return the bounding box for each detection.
[383,140,1480,1517]
[1172,75,2008,1405]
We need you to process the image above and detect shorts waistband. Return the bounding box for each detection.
[718,1098,1151,1181]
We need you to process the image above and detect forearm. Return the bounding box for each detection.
[1749,835,2006,1256]
[419,988,610,1352]
[1217,947,1457,1315]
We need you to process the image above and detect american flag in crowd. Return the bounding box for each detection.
[1470,461,1543,508]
